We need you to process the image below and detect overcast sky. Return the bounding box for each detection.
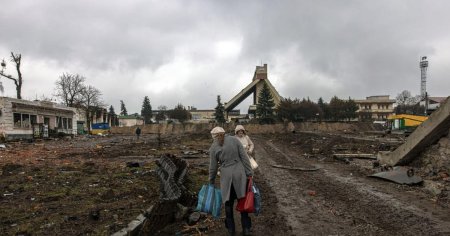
[0,0,449,114]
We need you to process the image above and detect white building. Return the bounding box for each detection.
[355,95,396,121]
[0,97,77,140]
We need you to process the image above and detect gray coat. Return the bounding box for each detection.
[209,135,254,203]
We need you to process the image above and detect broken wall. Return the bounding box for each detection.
[110,122,377,135]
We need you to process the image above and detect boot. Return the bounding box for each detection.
[225,205,236,235]
[225,219,236,236]
[242,228,251,236]
[227,230,236,236]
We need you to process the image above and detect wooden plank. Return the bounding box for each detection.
[333,154,377,160]
[271,164,320,171]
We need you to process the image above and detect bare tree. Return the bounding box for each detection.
[396,90,412,106]
[396,90,420,106]
[395,90,424,115]
[0,52,24,99]
[81,85,103,133]
[55,73,86,107]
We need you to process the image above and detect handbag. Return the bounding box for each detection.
[195,184,222,218]
[249,155,258,170]
[236,177,255,213]
[252,182,262,215]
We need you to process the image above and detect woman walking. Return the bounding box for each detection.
[209,127,254,236]
[234,125,254,159]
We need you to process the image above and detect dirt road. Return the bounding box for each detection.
[242,133,450,236]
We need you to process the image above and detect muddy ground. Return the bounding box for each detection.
[0,134,211,236]
[163,132,450,236]
[1,130,449,236]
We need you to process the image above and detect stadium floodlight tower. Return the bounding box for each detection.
[420,56,428,100]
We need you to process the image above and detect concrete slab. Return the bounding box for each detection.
[379,97,450,166]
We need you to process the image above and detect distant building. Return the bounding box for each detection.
[0,97,76,140]
[75,107,108,134]
[420,96,448,115]
[189,109,215,122]
[188,108,240,123]
[355,95,395,121]
[225,64,282,118]
[118,114,144,127]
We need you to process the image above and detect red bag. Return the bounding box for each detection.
[236,177,255,213]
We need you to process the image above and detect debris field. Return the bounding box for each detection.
[1,126,450,235]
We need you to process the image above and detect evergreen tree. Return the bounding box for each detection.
[168,103,191,123]
[329,96,345,121]
[256,83,276,123]
[277,97,298,121]
[120,100,128,115]
[298,98,321,121]
[317,97,327,121]
[141,96,153,124]
[214,95,226,124]
[344,97,359,121]
[108,105,117,126]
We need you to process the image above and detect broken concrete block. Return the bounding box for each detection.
[127,219,143,234]
[379,97,450,166]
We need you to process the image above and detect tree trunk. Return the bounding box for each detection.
[86,110,91,134]
[12,52,22,99]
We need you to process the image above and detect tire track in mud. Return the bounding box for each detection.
[255,138,351,235]
[254,136,450,236]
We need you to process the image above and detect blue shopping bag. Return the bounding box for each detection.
[195,184,222,218]
[252,183,262,215]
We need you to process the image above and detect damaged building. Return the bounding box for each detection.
[0,97,77,140]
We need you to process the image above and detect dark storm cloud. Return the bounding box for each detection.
[0,0,448,112]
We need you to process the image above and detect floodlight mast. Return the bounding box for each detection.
[420,56,428,100]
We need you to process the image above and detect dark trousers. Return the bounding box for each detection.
[224,184,251,232]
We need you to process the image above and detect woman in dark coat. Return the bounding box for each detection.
[209,127,254,236]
